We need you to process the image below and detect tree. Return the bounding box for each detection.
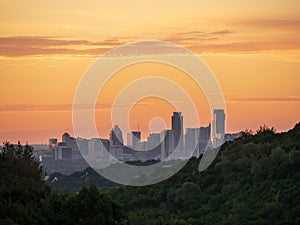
[108,123,300,225]
[0,142,49,224]
[0,142,128,225]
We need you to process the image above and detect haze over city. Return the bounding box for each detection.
[1,0,300,143]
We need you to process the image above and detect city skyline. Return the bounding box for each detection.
[30,110,232,164]
[51,110,222,144]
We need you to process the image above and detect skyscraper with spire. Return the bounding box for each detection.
[109,125,124,146]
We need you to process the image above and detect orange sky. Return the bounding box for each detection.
[0,0,300,143]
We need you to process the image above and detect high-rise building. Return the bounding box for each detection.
[132,131,141,149]
[62,133,70,143]
[184,124,211,157]
[110,125,124,146]
[109,145,123,160]
[62,133,82,160]
[160,129,174,160]
[212,109,225,136]
[172,112,183,150]
[212,109,225,146]
[185,128,200,157]
[56,142,72,160]
[76,137,88,155]
[127,131,141,149]
[49,138,57,159]
[147,133,160,150]
[199,124,211,154]
[101,139,110,152]
[109,125,124,160]
[200,124,211,141]
[126,133,132,147]
[88,138,110,158]
[49,138,57,146]
[88,138,100,157]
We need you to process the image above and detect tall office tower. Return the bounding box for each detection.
[76,137,89,155]
[49,138,57,159]
[88,138,101,157]
[88,138,110,158]
[212,109,225,146]
[109,125,124,146]
[147,133,160,150]
[172,112,183,150]
[126,133,132,147]
[127,131,141,149]
[101,139,110,152]
[132,131,141,149]
[62,133,70,143]
[199,123,211,153]
[62,133,82,160]
[185,128,200,157]
[56,142,72,160]
[109,145,124,160]
[49,138,57,146]
[160,129,174,160]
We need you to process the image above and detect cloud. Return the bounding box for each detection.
[176,29,234,36]
[164,36,218,42]
[160,28,299,53]
[228,97,300,103]
[0,102,153,112]
[0,30,235,57]
[0,104,72,112]
[105,40,189,56]
[0,36,124,57]
[0,36,122,47]
[189,40,300,53]
[164,29,234,43]
[163,22,300,53]
[0,104,107,112]
[232,19,300,31]
[0,46,110,57]
[1,25,300,57]
[209,30,234,35]
[0,36,89,47]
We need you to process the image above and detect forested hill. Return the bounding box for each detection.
[0,143,128,225]
[1,123,299,225]
[108,123,300,225]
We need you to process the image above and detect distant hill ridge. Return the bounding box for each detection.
[106,123,300,225]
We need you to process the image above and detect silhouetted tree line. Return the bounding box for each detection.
[1,122,299,224]
[0,142,128,225]
[108,123,300,225]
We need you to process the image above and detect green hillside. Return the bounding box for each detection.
[108,124,300,225]
[1,123,299,225]
[0,143,128,225]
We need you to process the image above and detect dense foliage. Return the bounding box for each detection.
[0,143,128,225]
[1,123,299,225]
[47,167,119,192]
[47,159,160,192]
[108,123,300,225]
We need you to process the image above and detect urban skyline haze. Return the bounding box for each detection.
[0,1,299,143]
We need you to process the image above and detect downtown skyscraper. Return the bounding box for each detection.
[172,112,184,151]
[212,109,225,146]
